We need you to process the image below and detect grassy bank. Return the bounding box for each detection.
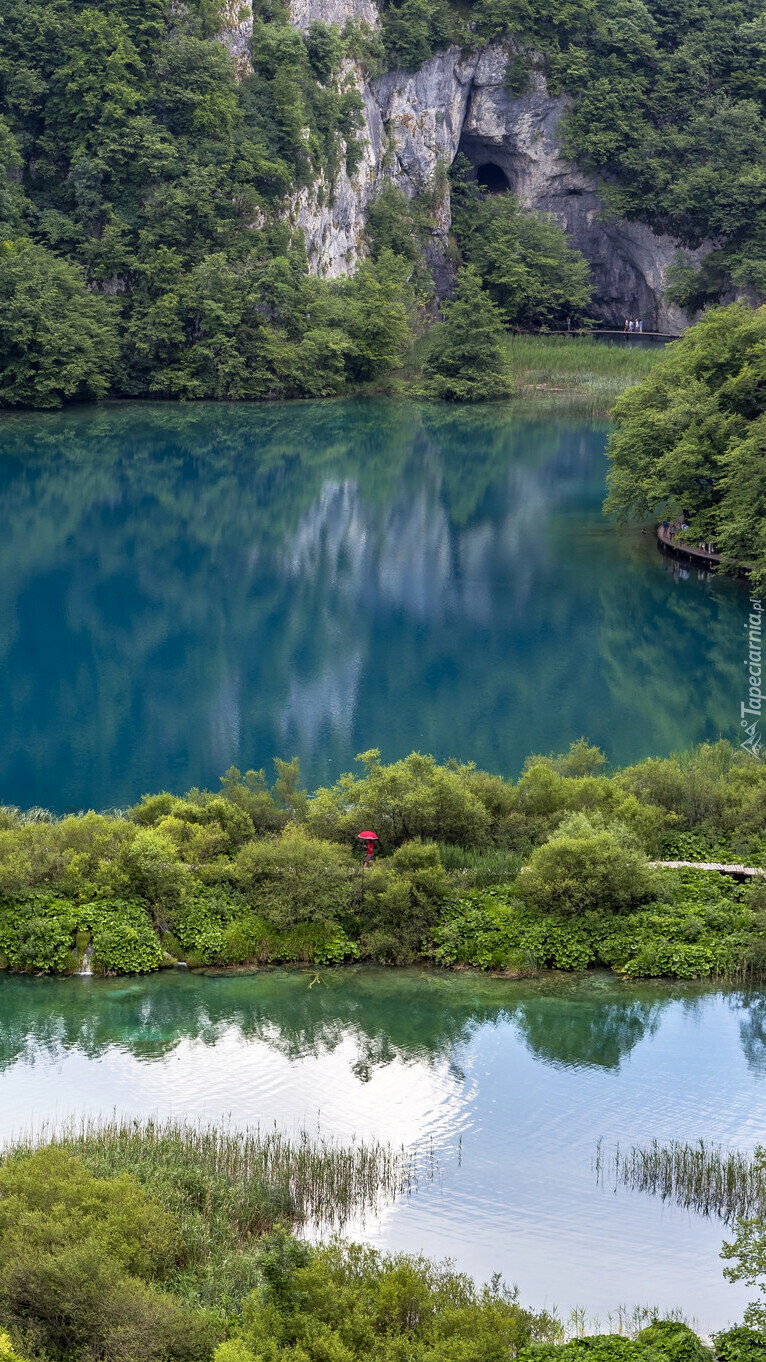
[2,741,766,983]
[505,335,666,409]
[397,333,666,413]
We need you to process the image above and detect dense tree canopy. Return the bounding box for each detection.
[0,0,417,405]
[450,157,593,329]
[604,303,766,584]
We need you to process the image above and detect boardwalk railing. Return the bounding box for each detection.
[528,328,680,340]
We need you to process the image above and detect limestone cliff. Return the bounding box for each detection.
[221,0,704,329]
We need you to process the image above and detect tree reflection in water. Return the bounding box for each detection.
[0,399,747,813]
[0,968,727,1078]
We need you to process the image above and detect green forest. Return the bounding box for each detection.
[605,303,766,586]
[2,0,766,406]
[0,0,593,407]
[3,740,766,982]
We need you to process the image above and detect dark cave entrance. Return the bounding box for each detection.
[475,162,511,193]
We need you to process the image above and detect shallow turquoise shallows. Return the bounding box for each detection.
[0,398,750,812]
[1,968,765,1330]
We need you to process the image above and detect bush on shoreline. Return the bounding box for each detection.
[1,741,766,981]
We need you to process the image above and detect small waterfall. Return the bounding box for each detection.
[76,944,94,977]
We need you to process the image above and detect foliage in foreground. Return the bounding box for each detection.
[605,304,766,586]
[2,1122,766,1361]
[1,741,766,980]
[0,1123,736,1361]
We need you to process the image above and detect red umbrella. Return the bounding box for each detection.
[358,830,378,864]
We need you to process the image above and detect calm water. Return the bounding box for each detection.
[2,968,765,1329]
[0,399,749,812]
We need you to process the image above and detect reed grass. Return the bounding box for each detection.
[0,1116,417,1309]
[597,1138,766,1223]
[506,335,664,412]
[438,842,524,887]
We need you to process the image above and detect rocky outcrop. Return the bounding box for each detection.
[459,46,705,330]
[218,0,254,78]
[225,1,705,326]
[288,46,479,281]
[289,0,379,29]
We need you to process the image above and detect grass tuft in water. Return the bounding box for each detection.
[599,1138,766,1224]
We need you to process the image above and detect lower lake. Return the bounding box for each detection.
[0,398,751,812]
[1,968,763,1332]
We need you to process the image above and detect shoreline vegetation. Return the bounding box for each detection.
[0,331,666,417]
[0,1119,730,1362]
[4,739,766,984]
[0,1115,763,1362]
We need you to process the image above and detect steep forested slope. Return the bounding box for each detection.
[1,0,765,405]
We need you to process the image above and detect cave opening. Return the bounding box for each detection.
[475,162,511,193]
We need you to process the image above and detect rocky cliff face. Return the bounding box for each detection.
[223,0,704,329]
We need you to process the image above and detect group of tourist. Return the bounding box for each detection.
[624,318,645,332]
[662,518,716,555]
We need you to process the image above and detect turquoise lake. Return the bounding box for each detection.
[1,967,764,1331]
[0,398,751,813]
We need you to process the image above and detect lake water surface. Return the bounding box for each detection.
[1,968,764,1331]
[0,399,750,812]
[1,402,761,1331]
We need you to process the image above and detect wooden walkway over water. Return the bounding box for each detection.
[533,328,680,339]
[657,524,721,567]
[651,860,766,878]
[656,523,752,576]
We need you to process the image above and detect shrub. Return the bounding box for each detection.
[714,1327,766,1362]
[433,890,525,970]
[0,897,76,972]
[636,1320,713,1362]
[0,1331,27,1361]
[84,900,165,973]
[235,826,353,929]
[520,815,657,916]
[358,841,450,962]
[306,750,494,851]
[110,829,188,920]
[227,1231,555,1361]
[0,1147,219,1362]
[519,1338,665,1362]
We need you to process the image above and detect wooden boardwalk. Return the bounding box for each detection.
[650,860,766,878]
[656,524,752,576]
[657,524,721,567]
[533,328,679,340]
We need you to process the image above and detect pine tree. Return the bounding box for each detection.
[421,266,513,402]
